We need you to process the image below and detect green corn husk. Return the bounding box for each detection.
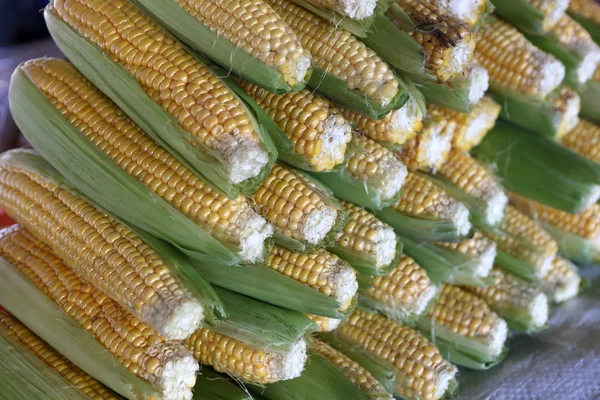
[411,62,489,113]
[579,76,600,122]
[193,369,253,400]
[546,223,600,263]
[0,328,105,400]
[491,0,567,34]
[44,5,276,199]
[288,0,376,37]
[9,63,274,266]
[210,288,317,355]
[401,235,497,287]
[133,0,310,94]
[489,86,581,139]
[472,120,600,214]
[251,353,368,400]
[462,268,550,333]
[423,336,507,371]
[0,149,226,328]
[0,258,159,400]
[310,135,408,210]
[569,11,600,45]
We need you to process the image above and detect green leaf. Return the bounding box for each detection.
[193,369,253,400]
[579,80,600,123]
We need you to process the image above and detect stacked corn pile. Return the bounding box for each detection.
[0,0,594,399]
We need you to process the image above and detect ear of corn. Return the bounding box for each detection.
[251,351,369,400]
[417,285,508,370]
[134,0,312,93]
[323,309,459,400]
[539,255,582,303]
[579,69,600,122]
[374,172,473,242]
[254,164,347,252]
[510,194,600,263]
[482,206,558,281]
[391,110,456,172]
[237,80,352,172]
[462,268,550,332]
[0,152,227,339]
[10,58,274,265]
[0,310,121,400]
[430,0,494,27]
[413,62,490,114]
[305,314,343,332]
[0,243,176,400]
[434,149,508,228]
[477,16,566,100]
[44,1,277,199]
[265,0,408,119]
[473,120,600,214]
[568,0,600,45]
[329,201,402,276]
[311,339,394,400]
[490,85,581,139]
[528,15,600,87]
[402,232,497,287]
[491,0,568,34]
[311,134,408,210]
[359,254,440,324]
[560,119,600,166]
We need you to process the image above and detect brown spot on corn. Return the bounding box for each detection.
[239,80,352,171]
[393,0,476,81]
[337,310,457,400]
[253,164,338,244]
[0,310,121,400]
[264,0,399,107]
[174,0,310,86]
[304,314,342,332]
[266,246,357,311]
[20,58,270,263]
[561,120,600,165]
[186,328,306,383]
[569,0,600,24]
[0,164,203,340]
[312,339,393,400]
[429,97,500,151]
[0,225,197,390]
[476,17,565,98]
[50,0,267,183]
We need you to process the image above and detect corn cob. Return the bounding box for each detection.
[312,134,408,210]
[491,85,581,139]
[238,80,352,172]
[45,0,273,195]
[418,284,508,369]
[341,96,424,146]
[569,0,600,44]
[291,0,377,20]
[393,110,455,172]
[492,0,568,33]
[0,224,199,400]
[265,246,358,312]
[539,255,582,303]
[435,149,508,227]
[473,120,600,214]
[253,164,343,248]
[388,0,476,81]
[430,0,491,26]
[311,339,393,400]
[329,201,399,275]
[305,314,342,332]
[264,0,405,118]
[134,0,312,92]
[510,194,600,263]
[434,97,500,151]
[483,206,558,281]
[0,153,209,340]
[14,58,273,265]
[560,120,600,165]
[360,255,439,323]
[375,172,472,242]
[463,268,549,332]
[528,14,600,86]
[476,17,566,99]
[0,310,121,400]
[327,310,458,400]
[186,328,306,384]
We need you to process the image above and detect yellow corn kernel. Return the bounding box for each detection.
[530,0,569,31]
[560,120,600,164]
[539,255,582,303]
[297,0,376,19]
[304,314,342,332]
[569,0,600,24]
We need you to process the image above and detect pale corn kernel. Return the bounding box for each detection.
[569,0,600,23]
